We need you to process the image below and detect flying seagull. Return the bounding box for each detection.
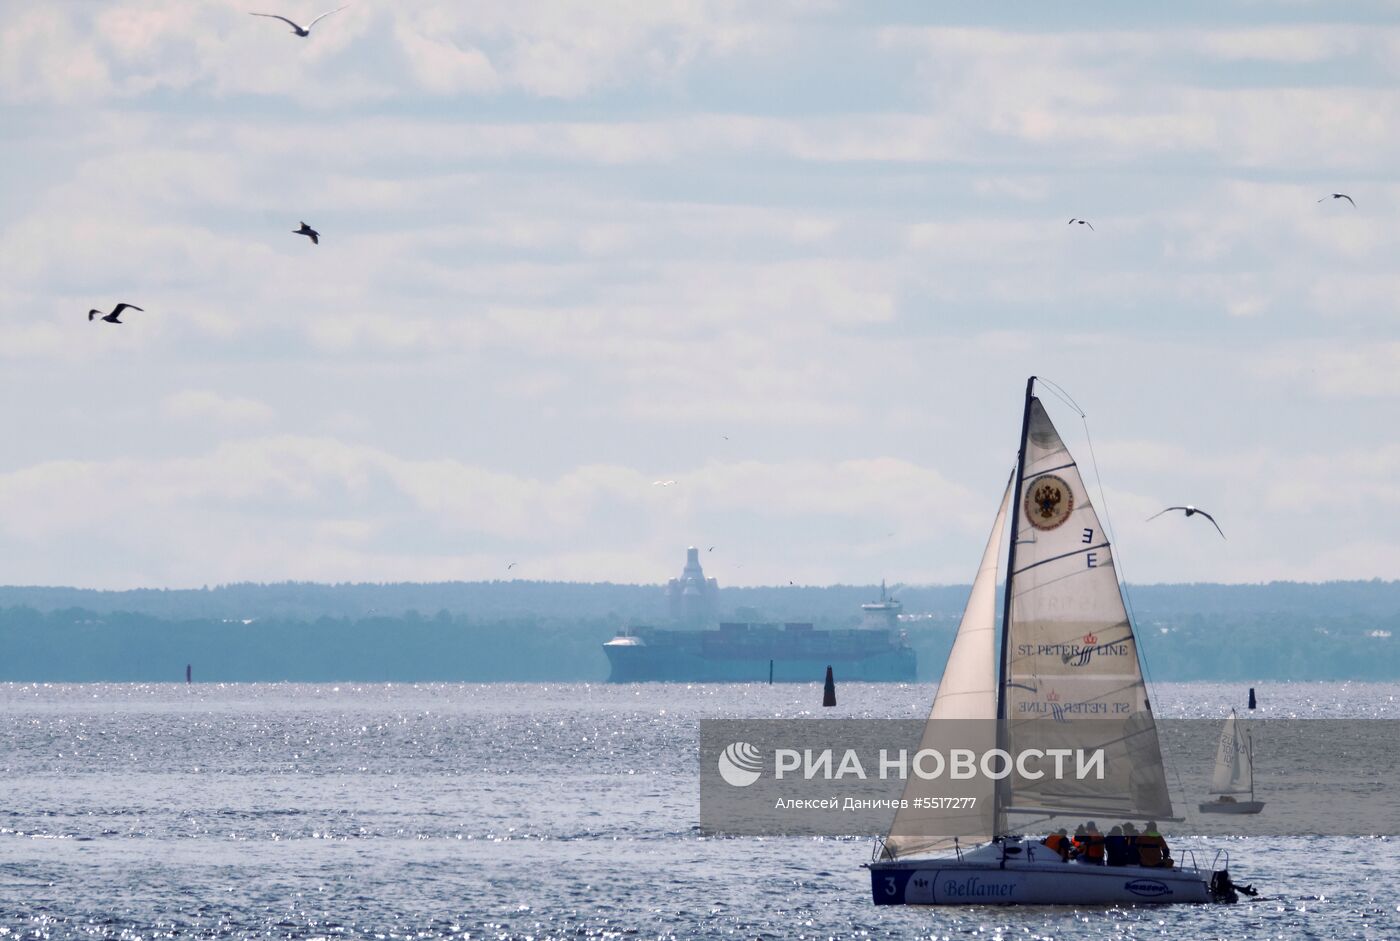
[249,6,346,37]
[294,222,319,244]
[507,562,517,571]
[88,303,143,324]
[1317,193,1356,207]
[1068,218,1094,231]
[707,546,716,552]
[652,479,676,486]
[1147,505,1226,539]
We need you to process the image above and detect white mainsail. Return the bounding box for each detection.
[881,477,1012,859]
[1210,710,1253,796]
[1001,396,1173,821]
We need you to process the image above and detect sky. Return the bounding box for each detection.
[3,1,1400,589]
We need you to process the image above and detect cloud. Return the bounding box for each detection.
[0,8,113,103]
[0,322,69,360]
[7,4,1400,589]
[881,25,1400,170]
[161,389,276,425]
[0,437,984,587]
[392,23,501,95]
[0,1,788,105]
[1252,341,1400,398]
[1193,26,1364,65]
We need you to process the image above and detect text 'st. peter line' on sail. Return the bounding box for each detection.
[867,377,1254,906]
[602,548,916,682]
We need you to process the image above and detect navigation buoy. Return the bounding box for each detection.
[1247,687,1256,710]
[823,665,836,707]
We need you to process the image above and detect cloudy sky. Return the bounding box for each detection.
[3,1,1399,589]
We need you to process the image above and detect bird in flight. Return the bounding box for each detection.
[707,546,716,552]
[88,303,143,324]
[249,6,346,37]
[652,480,676,487]
[1067,218,1094,231]
[1147,505,1226,539]
[1318,193,1356,207]
[294,222,320,244]
[507,562,517,571]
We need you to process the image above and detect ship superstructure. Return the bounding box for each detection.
[603,549,915,682]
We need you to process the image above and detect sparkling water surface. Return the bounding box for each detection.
[2,681,1397,939]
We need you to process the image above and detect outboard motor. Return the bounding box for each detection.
[1210,870,1238,903]
[1211,869,1258,903]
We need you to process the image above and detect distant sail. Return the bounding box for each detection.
[1001,397,1173,821]
[882,477,1012,860]
[1210,710,1253,796]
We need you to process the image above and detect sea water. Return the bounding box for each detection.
[1,681,1397,939]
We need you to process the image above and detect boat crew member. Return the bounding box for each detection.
[1121,822,1140,865]
[1041,828,1071,861]
[1137,822,1171,868]
[1070,824,1087,859]
[1104,825,1128,866]
[1078,821,1105,865]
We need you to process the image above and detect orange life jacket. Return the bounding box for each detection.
[1136,833,1166,867]
[1042,833,1069,859]
[1082,833,1106,861]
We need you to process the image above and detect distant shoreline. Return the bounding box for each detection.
[1,579,1396,684]
[3,578,1399,620]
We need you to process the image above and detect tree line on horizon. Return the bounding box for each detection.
[1,577,1399,623]
[0,603,1396,683]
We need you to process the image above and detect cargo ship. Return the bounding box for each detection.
[602,547,916,682]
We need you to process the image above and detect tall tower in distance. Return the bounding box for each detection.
[666,546,719,625]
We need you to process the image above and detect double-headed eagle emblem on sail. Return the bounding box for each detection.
[1025,474,1073,530]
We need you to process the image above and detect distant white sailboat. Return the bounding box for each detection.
[868,377,1250,906]
[1199,709,1265,815]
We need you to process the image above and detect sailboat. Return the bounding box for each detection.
[1199,709,1264,814]
[868,377,1248,905]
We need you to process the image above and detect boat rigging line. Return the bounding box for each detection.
[1032,375,1190,809]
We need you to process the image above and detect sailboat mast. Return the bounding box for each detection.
[996,375,1036,724]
